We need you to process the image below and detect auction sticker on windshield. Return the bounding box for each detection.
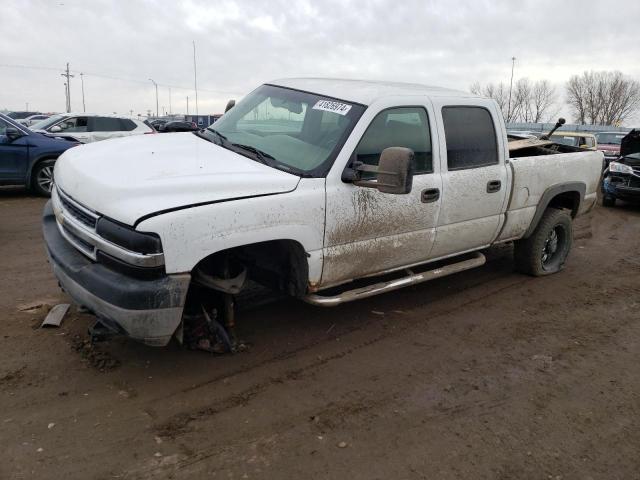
[312,100,352,116]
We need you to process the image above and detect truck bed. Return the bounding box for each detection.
[496,150,603,242]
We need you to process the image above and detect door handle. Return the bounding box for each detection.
[421,188,440,203]
[486,180,502,193]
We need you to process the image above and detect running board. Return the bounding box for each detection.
[304,252,486,307]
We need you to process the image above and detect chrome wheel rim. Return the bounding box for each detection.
[37,166,54,193]
[541,227,560,266]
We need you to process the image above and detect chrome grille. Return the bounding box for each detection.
[57,188,99,230]
[51,186,165,268]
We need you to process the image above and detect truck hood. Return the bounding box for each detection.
[620,129,640,157]
[54,132,300,226]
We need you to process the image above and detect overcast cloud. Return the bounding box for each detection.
[2,0,639,122]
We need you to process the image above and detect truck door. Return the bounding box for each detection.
[428,102,509,258]
[322,104,442,288]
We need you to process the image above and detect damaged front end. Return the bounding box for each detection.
[602,130,640,205]
[43,190,191,347]
[180,258,249,353]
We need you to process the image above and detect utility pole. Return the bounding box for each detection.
[169,87,172,115]
[129,109,133,116]
[61,63,74,113]
[193,40,199,119]
[186,96,189,116]
[80,73,86,112]
[26,102,29,111]
[148,79,159,118]
[507,56,516,122]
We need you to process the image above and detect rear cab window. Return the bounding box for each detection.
[442,106,498,170]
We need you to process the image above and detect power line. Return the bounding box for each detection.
[0,62,241,95]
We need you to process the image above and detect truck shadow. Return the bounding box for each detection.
[94,242,519,385]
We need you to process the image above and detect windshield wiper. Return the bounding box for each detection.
[230,143,277,165]
[197,128,229,147]
[207,128,228,145]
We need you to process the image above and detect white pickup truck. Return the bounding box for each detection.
[43,78,603,349]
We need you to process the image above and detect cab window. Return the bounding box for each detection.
[353,107,432,176]
[442,106,498,170]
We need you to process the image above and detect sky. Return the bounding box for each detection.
[2,0,640,123]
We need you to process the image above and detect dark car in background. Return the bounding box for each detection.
[602,129,640,207]
[162,120,199,132]
[6,111,43,120]
[0,113,79,196]
[149,119,169,131]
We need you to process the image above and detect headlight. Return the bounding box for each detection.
[609,162,633,174]
[96,217,162,254]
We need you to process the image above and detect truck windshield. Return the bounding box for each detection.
[201,85,366,177]
[550,135,580,147]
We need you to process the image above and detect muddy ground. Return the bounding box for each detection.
[1,188,639,480]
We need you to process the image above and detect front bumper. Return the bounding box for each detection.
[603,175,640,202]
[43,201,190,346]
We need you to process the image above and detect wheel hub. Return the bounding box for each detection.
[541,228,559,265]
[37,166,54,193]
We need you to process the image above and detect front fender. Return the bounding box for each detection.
[135,178,326,283]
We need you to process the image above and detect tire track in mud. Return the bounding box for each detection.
[154,272,531,439]
[154,254,518,403]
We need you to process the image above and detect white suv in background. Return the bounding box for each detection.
[30,113,154,143]
[17,114,51,127]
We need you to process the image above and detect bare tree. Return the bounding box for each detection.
[531,80,557,123]
[511,78,532,122]
[471,78,556,123]
[469,81,510,119]
[566,71,640,125]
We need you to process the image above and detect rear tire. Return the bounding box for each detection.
[602,195,616,207]
[514,208,573,276]
[31,159,56,197]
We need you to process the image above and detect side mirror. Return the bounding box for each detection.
[352,147,414,194]
[49,125,62,133]
[225,99,236,113]
[5,127,24,141]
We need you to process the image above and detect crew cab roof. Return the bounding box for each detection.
[268,78,475,106]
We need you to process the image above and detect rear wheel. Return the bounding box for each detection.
[31,159,56,197]
[602,195,616,207]
[514,208,573,276]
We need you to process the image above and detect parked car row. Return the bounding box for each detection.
[30,113,154,143]
[0,113,78,195]
[18,114,52,127]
